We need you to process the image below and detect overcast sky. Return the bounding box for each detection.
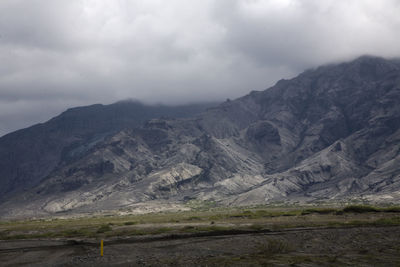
[1,0,400,136]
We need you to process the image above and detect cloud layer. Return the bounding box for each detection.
[1,0,400,136]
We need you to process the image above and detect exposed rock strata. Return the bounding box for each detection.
[1,56,400,218]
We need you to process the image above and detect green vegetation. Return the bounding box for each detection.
[123,221,136,225]
[341,205,400,213]
[1,204,400,240]
[342,205,379,213]
[383,206,400,212]
[97,224,112,233]
[301,208,338,215]
[372,216,400,225]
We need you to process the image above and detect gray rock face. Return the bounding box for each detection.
[1,56,400,218]
[0,101,216,201]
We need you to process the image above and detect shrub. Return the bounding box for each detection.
[342,205,379,213]
[187,216,202,221]
[382,206,400,213]
[97,224,112,233]
[373,217,400,225]
[301,208,337,215]
[63,228,96,238]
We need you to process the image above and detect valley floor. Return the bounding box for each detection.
[1,225,400,266]
[1,206,400,266]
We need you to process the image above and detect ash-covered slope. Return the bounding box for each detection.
[1,56,400,218]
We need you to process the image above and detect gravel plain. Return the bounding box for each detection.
[1,225,400,266]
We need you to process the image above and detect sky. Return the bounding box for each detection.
[1,0,400,136]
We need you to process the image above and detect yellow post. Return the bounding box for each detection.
[101,239,104,256]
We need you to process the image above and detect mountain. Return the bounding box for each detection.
[0,101,217,201]
[1,56,400,218]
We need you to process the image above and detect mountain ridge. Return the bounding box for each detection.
[0,101,218,201]
[1,55,400,218]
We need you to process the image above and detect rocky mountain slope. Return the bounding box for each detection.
[0,101,216,201]
[1,56,400,218]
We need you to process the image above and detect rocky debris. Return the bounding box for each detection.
[1,226,400,266]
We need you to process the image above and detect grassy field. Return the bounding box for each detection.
[1,204,400,266]
[1,204,400,240]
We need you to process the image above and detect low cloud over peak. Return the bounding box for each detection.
[1,0,399,136]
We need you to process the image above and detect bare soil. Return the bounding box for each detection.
[1,225,400,266]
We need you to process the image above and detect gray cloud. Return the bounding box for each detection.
[1,0,400,136]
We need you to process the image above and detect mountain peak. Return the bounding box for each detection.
[353,54,385,62]
[1,57,400,218]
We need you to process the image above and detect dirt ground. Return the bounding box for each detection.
[1,225,400,266]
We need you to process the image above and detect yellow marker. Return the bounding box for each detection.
[101,239,104,256]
